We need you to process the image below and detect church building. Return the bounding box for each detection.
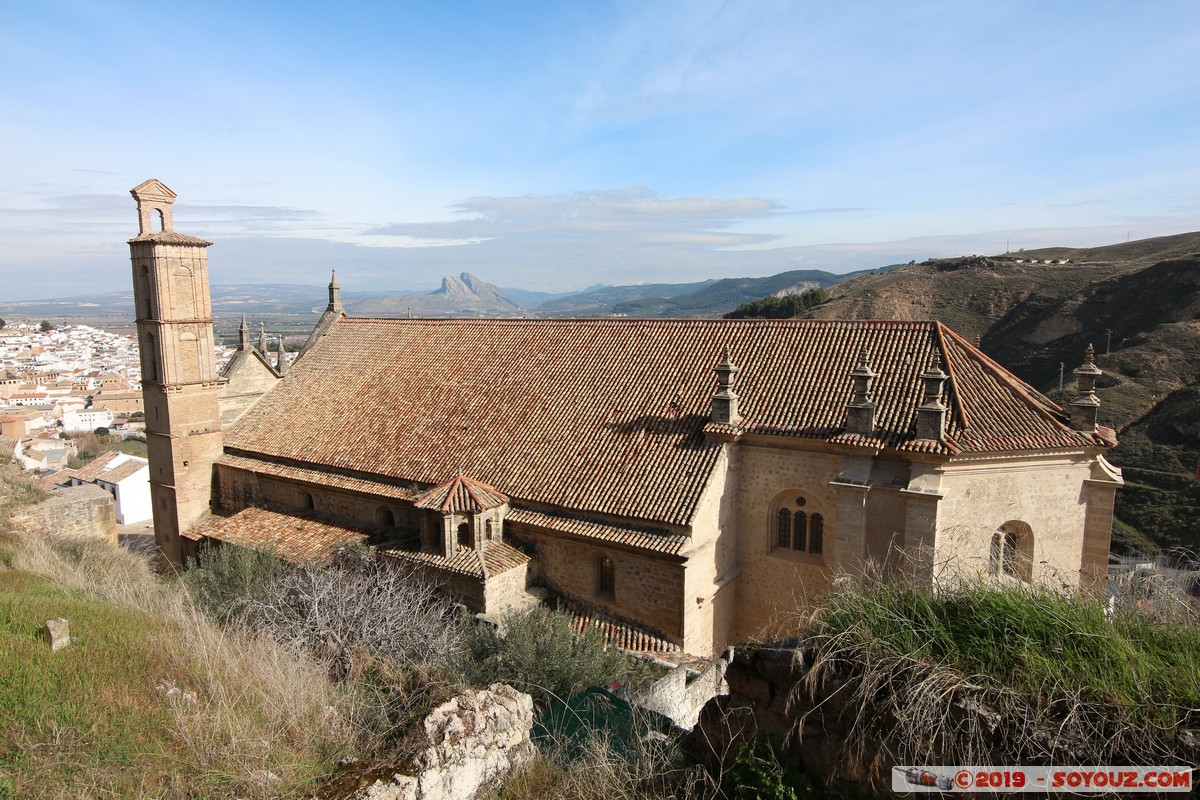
[130,180,1123,656]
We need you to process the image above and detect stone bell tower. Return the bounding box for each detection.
[129,179,223,571]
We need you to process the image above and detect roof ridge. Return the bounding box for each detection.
[940,325,1076,434]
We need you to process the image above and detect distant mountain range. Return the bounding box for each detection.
[0,267,885,321]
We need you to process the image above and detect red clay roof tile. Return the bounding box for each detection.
[224,318,1101,528]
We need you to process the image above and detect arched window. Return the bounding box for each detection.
[375,507,395,527]
[989,523,1032,581]
[300,492,314,511]
[457,522,471,548]
[143,332,158,383]
[771,494,825,557]
[485,518,494,541]
[137,266,152,319]
[598,556,615,595]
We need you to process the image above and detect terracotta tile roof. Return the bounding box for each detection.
[381,540,531,578]
[40,469,77,490]
[97,459,146,484]
[225,318,1102,528]
[562,600,681,654]
[127,232,212,247]
[71,451,123,482]
[216,453,422,501]
[414,474,509,513]
[506,507,687,557]
[190,506,369,563]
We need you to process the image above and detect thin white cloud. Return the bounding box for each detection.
[363,187,780,247]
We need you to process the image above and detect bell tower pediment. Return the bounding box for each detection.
[130,178,178,235]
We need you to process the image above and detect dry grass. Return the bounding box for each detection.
[494,729,715,800]
[0,529,358,799]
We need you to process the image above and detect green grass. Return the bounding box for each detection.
[808,582,1200,729]
[0,571,182,798]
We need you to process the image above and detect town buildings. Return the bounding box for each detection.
[133,180,1123,656]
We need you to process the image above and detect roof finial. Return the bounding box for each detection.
[257,321,266,353]
[328,269,343,313]
[1070,343,1103,432]
[238,314,249,350]
[846,349,876,434]
[915,349,949,441]
[276,335,289,374]
[711,346,742,425]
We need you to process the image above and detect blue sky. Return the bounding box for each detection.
[1,0,1198,299]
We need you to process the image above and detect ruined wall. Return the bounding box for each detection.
[15,484,117,545]
[619,655,729,730]
[354,684,535,800]
[733,442,840,642]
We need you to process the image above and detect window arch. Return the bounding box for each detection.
[375,506,395,527]
[485,518,494,541]
[457,522,471,548]
[598,556,615,595]
[988,522,1032,582]
[143,332,158,383]
[299,492,314,511]
[771,493,825,557]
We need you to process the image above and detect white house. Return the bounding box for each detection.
[50,451,152,524]
[61,407,114,433]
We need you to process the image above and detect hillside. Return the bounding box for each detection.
[535,267,882,317]
[796,232,1200,553]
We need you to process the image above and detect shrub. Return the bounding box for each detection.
[181,542,289,625]
[460,605,643,709]
[244,547,465,678]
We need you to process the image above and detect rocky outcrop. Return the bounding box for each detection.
[355,684,535,800]
[429,273,521,313]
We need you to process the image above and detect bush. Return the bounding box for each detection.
[460,605,643,709]
[182,542,289,625]
[245,547,465,677]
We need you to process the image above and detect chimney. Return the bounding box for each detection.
[238,314,249,351]
[711,346,741,425]
[328,269,343,313]
[915,352,948,440]
[1070,344,1102,432]
[845,349,876,435]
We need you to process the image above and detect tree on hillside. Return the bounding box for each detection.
[724,287,830,319]
[0,317,6,329]
[39,319,53,332]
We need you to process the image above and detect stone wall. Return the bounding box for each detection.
[514,527,686,646]
[691,644,889,795]
[934,455,1108,590]
[218,351,279,429]
[732,443,840,642]
[618,654,729,730]
[355,684,535,800]
[14,484,117,545]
